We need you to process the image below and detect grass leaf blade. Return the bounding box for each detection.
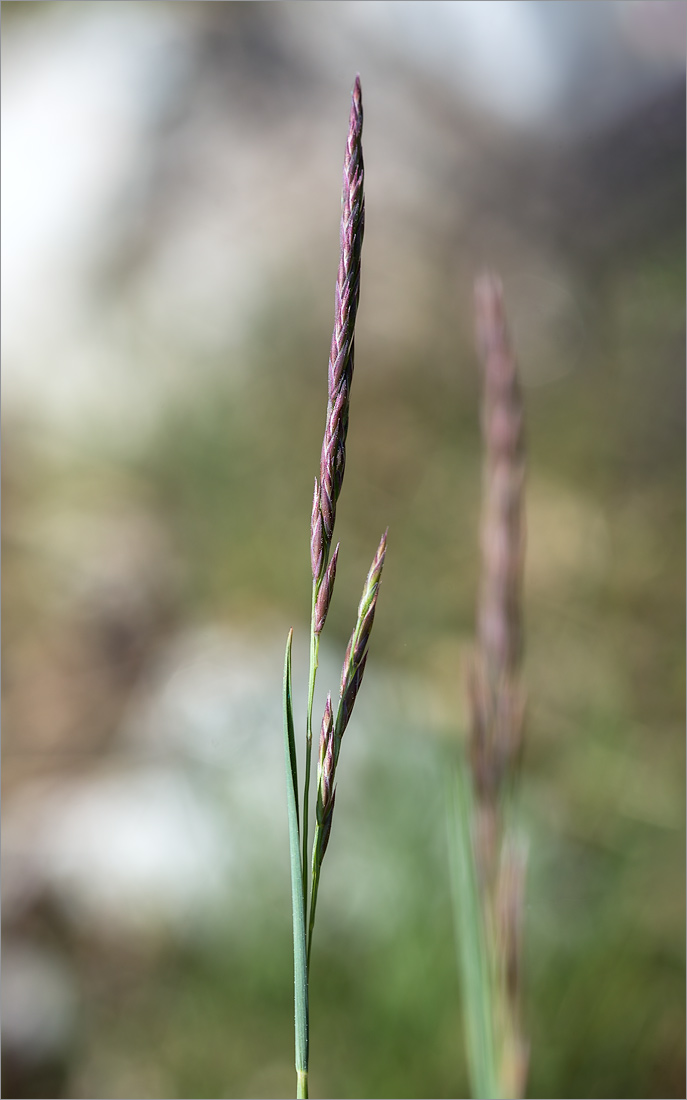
[283,629,309,1093]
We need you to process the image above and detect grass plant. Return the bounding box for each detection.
[449,274,529,1099]
[282,76,387,1100]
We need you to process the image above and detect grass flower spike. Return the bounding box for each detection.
[282,76,387,1099]
[337,529,387,742]
[449,274,529,1100]
[471,274,526,877]
[312,75,364,584]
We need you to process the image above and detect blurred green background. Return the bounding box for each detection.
[2,3,684,1098]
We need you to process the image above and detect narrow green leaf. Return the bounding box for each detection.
[283,629,309,1081]
[285,632,300,834]
[447,763,500,1099]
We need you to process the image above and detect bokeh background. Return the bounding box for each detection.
[2,3,685,1098]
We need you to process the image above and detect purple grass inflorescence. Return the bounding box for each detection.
[311,76,365,600]
[467,273,529,1099]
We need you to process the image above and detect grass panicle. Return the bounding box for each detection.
[450,274,529,1100]
[311,75,365,586]
[283,75,386,1099]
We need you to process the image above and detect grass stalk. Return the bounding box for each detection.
[449,274,529,1100]
[283,75,387,1097]
[447,767,499,1100]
